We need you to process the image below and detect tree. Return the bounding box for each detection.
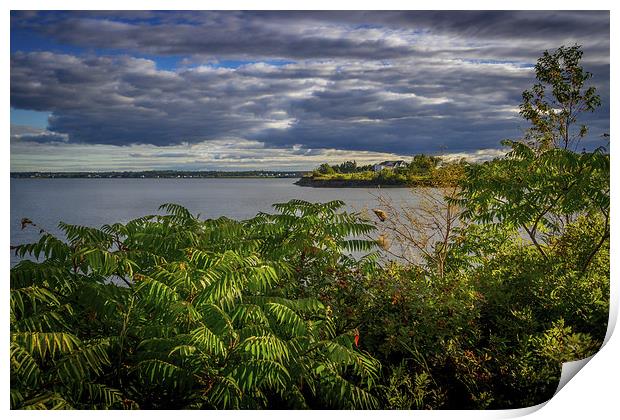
[316,163,335,175]
[408,155,441,176]
[519,44,601,151]
[370,179,462,278]
[333,160,357,173]
[457,45,609,264]
[457,144,609,260]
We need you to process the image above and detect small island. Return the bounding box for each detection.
[295,156,467,188]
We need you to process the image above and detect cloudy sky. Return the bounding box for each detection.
[10,11,610,171]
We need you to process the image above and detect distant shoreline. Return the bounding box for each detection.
[11,171,458,189]
[10,171,308,179]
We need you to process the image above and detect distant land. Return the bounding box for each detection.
[294,157,465,188]
[10,170,309,179]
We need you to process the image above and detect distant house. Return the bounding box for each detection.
[373,160,407,172]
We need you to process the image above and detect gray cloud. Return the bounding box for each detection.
[10,11,610,162]
[18,133,68,144]
[13,11,610,62]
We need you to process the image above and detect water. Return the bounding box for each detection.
[10,178,421,265]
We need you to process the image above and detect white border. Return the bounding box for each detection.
[3,2,617,419]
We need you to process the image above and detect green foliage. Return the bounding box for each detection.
[519,44,601,150]
[408,154,441,176]
[455,46,607,264]
[316,163,336,175]
[11,201,381,409]
[456,142,609,259]
[357,44,607,409]
[312,160,373,175]
[331,160,373,173]
[305,157,465,187]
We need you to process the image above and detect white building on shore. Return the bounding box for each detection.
[372,160,407,171]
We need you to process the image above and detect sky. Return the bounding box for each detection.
[10,10,610,172]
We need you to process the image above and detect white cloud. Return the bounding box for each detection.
[10,133,413,172]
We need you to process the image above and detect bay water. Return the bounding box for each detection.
[10,178,422,265]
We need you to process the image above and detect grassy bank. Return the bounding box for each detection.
[295,168,462,188]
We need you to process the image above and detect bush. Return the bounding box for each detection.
[10,201,381,409]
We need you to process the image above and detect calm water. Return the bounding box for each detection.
[10,178,421,265]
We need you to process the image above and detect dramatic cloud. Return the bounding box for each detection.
[10,11,610,170]
[12,11,610,61]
